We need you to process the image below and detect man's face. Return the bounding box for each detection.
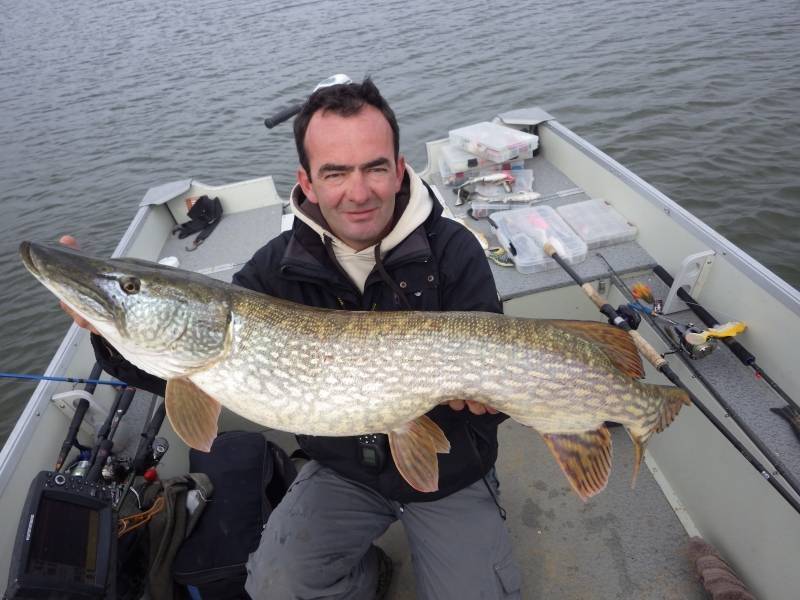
[297,105,405,251]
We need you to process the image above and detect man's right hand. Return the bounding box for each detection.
[58,235,99,335]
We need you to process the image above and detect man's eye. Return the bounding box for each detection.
[324,172,344,180]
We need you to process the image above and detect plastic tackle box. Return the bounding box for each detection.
[448,122,539,164]
[556,199,637,249]
[490,206,587,274]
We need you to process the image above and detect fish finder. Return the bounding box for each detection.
[4,471,116,599]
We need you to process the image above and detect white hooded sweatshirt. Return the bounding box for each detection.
[289,165,434,293]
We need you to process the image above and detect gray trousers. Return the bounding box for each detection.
[245,461,522,599]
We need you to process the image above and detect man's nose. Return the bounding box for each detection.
[347,171,371,204]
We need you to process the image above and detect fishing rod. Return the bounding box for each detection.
[541,241,800,515]
[263,73,352,128]
[86,387,136,483]
[0,372,126,387]
[652,265,799,412]
[53,363,104,471]
[597,253,800,500]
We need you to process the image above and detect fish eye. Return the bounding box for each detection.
[119,276,141,295]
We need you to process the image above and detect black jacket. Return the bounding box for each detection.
[92,178,506,503]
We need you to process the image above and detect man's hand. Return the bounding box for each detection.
[443,399,498,415]
[58,235,99,335]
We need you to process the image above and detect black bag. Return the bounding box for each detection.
[172,431,298,599]
[172,195,223,248]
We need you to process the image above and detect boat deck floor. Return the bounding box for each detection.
[266,422,705,599]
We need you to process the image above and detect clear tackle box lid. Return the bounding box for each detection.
[448,122,539,164]
[490,205,587,274]
[556,199,638,249]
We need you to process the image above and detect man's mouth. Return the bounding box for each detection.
[345,208,378,219]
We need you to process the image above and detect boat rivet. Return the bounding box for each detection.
[664,208,671,215]
[427,275,434,282]
[399,281,408,288]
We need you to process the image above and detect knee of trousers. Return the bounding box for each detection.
[252,518,340,590]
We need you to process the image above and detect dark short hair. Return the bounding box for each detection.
[293,77,400,178]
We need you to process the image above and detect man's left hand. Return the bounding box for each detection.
[443,399,498,415]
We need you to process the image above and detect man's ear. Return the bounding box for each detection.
[297,167,318,204]
[394,155,406,191]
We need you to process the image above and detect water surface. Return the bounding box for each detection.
[1,0,798,441]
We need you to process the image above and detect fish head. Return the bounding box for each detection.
[20,241,233,379]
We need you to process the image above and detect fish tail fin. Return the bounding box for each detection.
[626,385,691,488]
[540,425,612,502]
[388,415,451,493]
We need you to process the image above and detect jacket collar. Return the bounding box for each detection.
[280,169,443,284]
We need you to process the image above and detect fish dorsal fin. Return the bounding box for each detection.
[548,320,645,379]
[541,426,613,501]
[165,377,221,452]
[388,415,451,493]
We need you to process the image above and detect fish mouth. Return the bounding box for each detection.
[19,241,40,277]
[19,241,114,324]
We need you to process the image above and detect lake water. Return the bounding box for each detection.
[1,0,798,442]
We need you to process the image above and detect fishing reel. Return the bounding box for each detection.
[101,455,133,483]
[664,322,717,360]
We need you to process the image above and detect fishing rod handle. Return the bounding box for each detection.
[82,362,104,395]
[67,398,89,442]
[133,402,166,473]
[577,280,667,368]
[652,265,755,365]
[546,243,670,369]
[581,283,605,309]
[264,103,303,129]
[117,387,136,415]
[629,330,668,369]
[55,398,90,470]
[86,439,113,483]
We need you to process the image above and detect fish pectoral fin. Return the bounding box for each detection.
[541,426,612,502]
[388,416,450,493]
[165,377,221,452]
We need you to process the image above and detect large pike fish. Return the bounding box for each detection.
[20,242,689,500]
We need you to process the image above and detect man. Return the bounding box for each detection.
[67,79,521,599]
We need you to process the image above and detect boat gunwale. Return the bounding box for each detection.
[543,118,800,318]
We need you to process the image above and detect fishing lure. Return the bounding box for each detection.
[453,172,515,193]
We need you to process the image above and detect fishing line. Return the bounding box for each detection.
[0,372,126,387]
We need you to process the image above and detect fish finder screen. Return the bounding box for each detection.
[25,495,99,583]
